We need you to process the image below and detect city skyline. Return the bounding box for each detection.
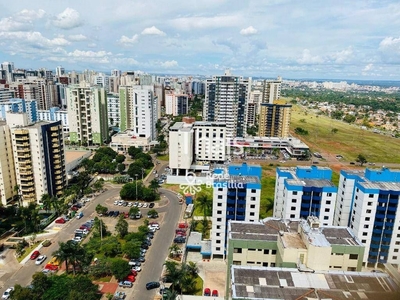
[0,1,400,80]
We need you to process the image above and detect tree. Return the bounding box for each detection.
[164,261,182,292]
[122,240,141,259]
[149,179,160,192]
[92,217,108,238]
[169,243,181,258]
[331,128,339,134]
[196,192,212,218]
[185,261,198,277]
[129,206,140,217]
[10,284,35,299]
[115,154,126,163]
[110,258,131,281]
[52,240,87,275]
[199,218,210,237]
[127,146,142,159]
[101,236,121,257]
[92,179,104,193]
[117,163,126,173]
[95,204,108,215]
[147,209,158,218]
[31,271,52,299]
[41,193,52,212]
[115,215,129,238]
[53,241,71,274]
[356,154,367,166]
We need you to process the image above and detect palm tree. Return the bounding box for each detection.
[53,241,87,275]
[164,261,182,292]
[163,289,178,300]
[180,274,196,294]
[199,218,210,237]
[190,219,198,232]
[53,242,71,274]
[41,194,52,212]
[196,192,211,218]
[185,261,198,277]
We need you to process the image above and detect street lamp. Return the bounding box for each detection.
[135,174,138,201]
[141,168,144,181]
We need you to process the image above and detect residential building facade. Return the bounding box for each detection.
[66,84,109,145]
[203,70,250,138]
[165,90,188,116]
[258,103,291,138]
[274,166,337,226]
[211,163,262,259]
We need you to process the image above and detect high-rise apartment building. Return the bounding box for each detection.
[119,85,158,141]
[334,168,400,265]
[0,98,37,124]
[258,103,291,137]
[204,70,250,138]
[211,163,262,259]
[66,84,109,145]
[0,121,17,205]
[1,62,14,83]
[169,121,194,176]
[274,166,337,226]
[261,76,282,104]
[165,90,188,116]
[107,93,120,128]
[5,113,66,206]
[37,107,69,134]
[193,122,226,163]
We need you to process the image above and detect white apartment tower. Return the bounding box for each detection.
[0,121,17,205]
[119,85,158,141]
[204,70,251,138]
[193,122,226,163]
[168,121,194,176]
[66,84,109,146]
[165,90,188,116]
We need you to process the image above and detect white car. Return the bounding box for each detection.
[132,266,141,272]
[149,224,160,230]
[73,236,82,242]
[127,202,133,207]
[118,200,124,206]
[113,200,119,205]
[138,203,143,208]
[143,203,148,208]
[2,288,14,300]
[35,255,47,265]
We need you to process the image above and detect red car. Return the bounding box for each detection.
[55,218,66,224]
[44,264,58,271]
[30,250,40,260]
[204,288,211,296]
[124,212,129,218]
[212,290,218,297]
[124,274,136,282]
[130,270,138,276]
[178,223,188,229]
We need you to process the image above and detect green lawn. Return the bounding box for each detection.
[157,154,169,161]
[17,242,41,263]
[290,104,400,163]
[193,275,204,296]
[259,167,276,219]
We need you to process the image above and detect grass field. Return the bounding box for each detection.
[290,104,400,163]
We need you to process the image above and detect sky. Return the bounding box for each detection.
[0,0,400,80]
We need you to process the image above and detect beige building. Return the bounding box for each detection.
[0,121,17,205]
[7,112,66,206]
[258,103,291,137]
[110,130,154,153]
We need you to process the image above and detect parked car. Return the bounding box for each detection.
[124,274,136,282]
[129,260,141,266]
[73,236,82,242]
[132,266,141,272]
[55,218,66,224]
[113,211,120,217]
[107,211,114,217]
[143,203,148,208]
[138,203,143,208]
[30,250,40,260]
[141,244,149,250]
[123,202,128,207]
[204,288,211,296]
[2,287,14,299]
[133,202,138,207]
[137,256,145,262]
[174,237,186,244]
[113,200,119,205]
[149,203,155,208]
[35,255,47,265]
[145,281,160,290]
[212,290,219,297]
[178,222,188,229]
[118,281,133,288]
[127,202,133,207]
[76,212,84,219]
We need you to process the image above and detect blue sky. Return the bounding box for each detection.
[0,0,400,80]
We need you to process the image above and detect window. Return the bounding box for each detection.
[394,249,399,253]
[362,232,368,236]
[366,209,372,214]
[367,202,372,206]
[217,218,222,222]
[250,204,255,209]
[251,189,256,193]
[216,240,221,244]
[272,250,277,255]
[216,233,220,236]
[217,226,221,229]
[247,261,255,264]
[369,194,373,198]
[325,208,330,212]
[326,201,331,205]
[290,214,295,218]
[249,249,256,251]
[217,202,222,207]
[293,191,298,195]
[262,262,268,267]
[349,254,358,260]
[291,207,296,211]
[393,256,397,260]
[364,225,369,229]
[362,239,366,243]
[291,199,297,203]
[218,188,223,192]
[217,211,222,215]
[365,217,370,221]
[216,247,220,251]
[264,249,270,254]
[324,216,329,220]
[327,193,332,197]
[218,195,222,199]
[250,212,255,216]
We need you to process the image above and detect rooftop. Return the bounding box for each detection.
[214,175,260,184]
[231,266,399,300]
[286,178,336,188]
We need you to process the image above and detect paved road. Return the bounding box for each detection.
[0,187,120,293]
[130,188,183,300]
[0,185,182,300]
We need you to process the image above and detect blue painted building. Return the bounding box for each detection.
[334,168,400,265]
[0,98,37,123]
[211,163,262,259]
[274,166,337,226]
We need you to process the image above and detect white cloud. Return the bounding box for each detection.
[141,26,166,36]
[119,34,139,44]
[68,34,87,41]
[68,50,111,58]
[240,26,257,36]
[170,15,240,30]
[379,36,400,62]
[87,43,97,48]
[297,49,324,64]
[363,63,373,71]
[16,9,45,21]
[0,31,70,48]
[160,60,178,68]
[331,47,353,63]
[53,8,83,29]
[0,18,31,32]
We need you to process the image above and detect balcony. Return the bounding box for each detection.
[54,159,60,164]
[21,187,35,192]
[51,132,58,137]
[53,154,60,159]
[55,175,62,180]
[52,138,58,143]
[50,126,59,132]
[16,148,30,153]
[56,180,62,185]
[20,176,33,181]
[55,170,62,175]
[19,170,33,176]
